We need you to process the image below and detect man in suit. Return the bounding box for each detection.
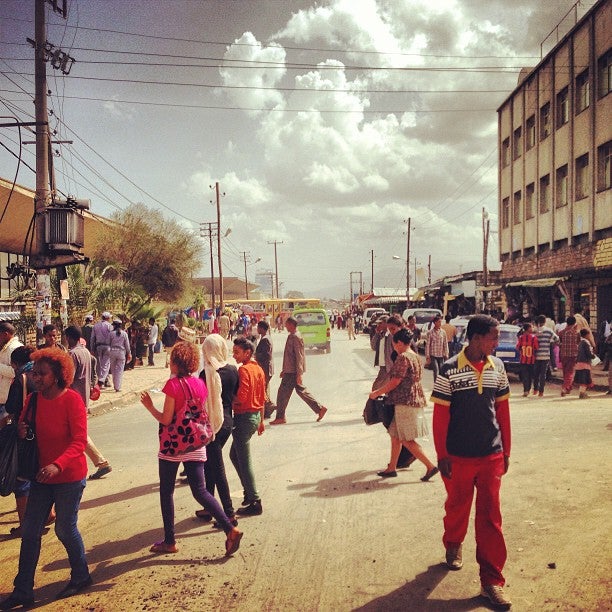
[255,320,277,419]
[270,317,327,425]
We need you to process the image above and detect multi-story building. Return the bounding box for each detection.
[498,0,611,331]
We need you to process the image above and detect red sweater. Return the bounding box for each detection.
[22,389,88,483]
[233,361,265,414]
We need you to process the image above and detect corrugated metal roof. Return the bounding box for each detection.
[0,311,21,321]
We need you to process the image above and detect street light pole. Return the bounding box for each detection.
[405,217,411,303]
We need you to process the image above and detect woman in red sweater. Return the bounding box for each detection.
[1,348,91,610]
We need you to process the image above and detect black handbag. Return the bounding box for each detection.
[363,397,383,425]
[0,424,19,496]
[17,393,39,481]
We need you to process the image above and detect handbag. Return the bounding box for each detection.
[90,384,101,401]
[591,355,601,367]
[0,424,19,496]
[17,393,39,481]
[159,378,214,457]
[380,402,395,429]
[363,397,383,425]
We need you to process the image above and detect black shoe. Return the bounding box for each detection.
[55,576,93,600]
[103,380,111,388]
[377,470,397,478]
[0,593,34,610]
[237,500,263,516]
[213,516,238,529]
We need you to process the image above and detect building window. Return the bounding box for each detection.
[539,174,550,213]
[526,115,536,150]
[556,87,569,127]
[575,69,590,113]
[540,102,551,140]
[598,48,612,98]
[598,141,612,191]
[525,183,535,219]
[556,164,568,207]
[513,127,522,159]
[501,137,510,167]
[502,197,510,228]
[575,154,589,200]
[513,190,522,224]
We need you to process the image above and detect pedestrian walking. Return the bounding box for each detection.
[140,341,243,557]
[231,337,265,516]
[108,320,131,392]
[255,321,277,418]
[432,314,512,611]
[425,315,449,384]
[161,319,179,368]
[91,312,113,387]
[574,328,595,399]
[533,315,558,397]
[147,317,158,366]
[270,317,327,425]
[516,323,538,397]
[370,328,437,481]
[347,314,356,340]
[195,334,239,526]
[559,316,579,396]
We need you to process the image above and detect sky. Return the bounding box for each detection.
[0,0,593,299]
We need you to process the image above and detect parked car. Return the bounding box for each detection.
[293,308,331,353]
[363,308,387,324]
[401,308,443,351]
[492,324,522,375]
[365,311,388,337]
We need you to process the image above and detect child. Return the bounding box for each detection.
[516,323,539,397]
[574,328,594,399]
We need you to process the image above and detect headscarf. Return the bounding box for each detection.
[201,334,228,434]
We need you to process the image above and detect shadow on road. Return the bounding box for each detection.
[352,563,484,611]
[287,469,424,498]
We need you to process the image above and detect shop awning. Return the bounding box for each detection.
[505,277,567,288]
[477,285,503,291]
[0,311,21,321]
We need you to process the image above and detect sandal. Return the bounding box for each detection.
[150,541,178,554]
[225,529,243,557]
[195,510,212,521]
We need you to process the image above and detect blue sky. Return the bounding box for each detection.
[0,0,588,298]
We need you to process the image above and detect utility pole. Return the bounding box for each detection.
[482,207,490,287]
[370,249,374,293]
[240,251,251,299]
[349,271,362,304]
[428,254,431,285]
[268,240,283,298]
[405,217,411,303]
[199,222,217,312]
[214,182,224,311]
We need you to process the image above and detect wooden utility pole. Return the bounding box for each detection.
[214,182,224,311]
[240,251,251,299]
[199,222,217,311]
[405,217,411,303]
[268,240,283,298]
[370,249,374,293]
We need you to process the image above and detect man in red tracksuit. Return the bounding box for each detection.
[432,314,512,611]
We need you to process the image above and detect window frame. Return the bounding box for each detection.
[540,102,551,140]
[597,141,612,192]
[539,174,550,213]
[502,196,510,228]
[501,137,510,167]
[575,153,590,200]
[556,164,569,208]
[575,69,590,113]
[598,48,612,98]
[526,115,536,150]
[513,190,522,225]
[513,126,522,160]
[556,87,569,128]
[525,183,535,220]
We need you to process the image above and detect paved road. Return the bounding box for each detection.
[0,329,610,610]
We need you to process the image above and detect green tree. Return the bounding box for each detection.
[92,203,202,303]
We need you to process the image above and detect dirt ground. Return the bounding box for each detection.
[0,333,610,611]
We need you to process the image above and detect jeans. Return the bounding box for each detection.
[533,360,549,393]
[158,460,233,544]
[431,356,445,384]
[275,373,324,419]
[229,412,261,504]
[13,479,89,598]
[204,427,234,517]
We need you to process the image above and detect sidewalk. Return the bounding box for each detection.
[88,359,170,417]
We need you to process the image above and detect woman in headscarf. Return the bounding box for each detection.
[195,334,239,526]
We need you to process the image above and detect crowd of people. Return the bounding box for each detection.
[0,302,608,610]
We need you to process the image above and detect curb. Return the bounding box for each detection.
[88,378,167,417]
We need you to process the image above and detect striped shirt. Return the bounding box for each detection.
[516,333,539,365]
[431,350,510,457]
[535,326,558,360]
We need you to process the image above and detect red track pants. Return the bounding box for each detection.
[442,453,507,587]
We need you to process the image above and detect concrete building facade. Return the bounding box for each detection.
[497,0,611,330]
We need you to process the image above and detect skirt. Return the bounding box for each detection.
[574,368,592,385]
[388,404,428,442]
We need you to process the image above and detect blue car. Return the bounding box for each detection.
[492,324,521,375]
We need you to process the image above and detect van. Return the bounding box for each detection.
[363,307,387,323]
[401,307,443,351]
[293,308,331,353]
